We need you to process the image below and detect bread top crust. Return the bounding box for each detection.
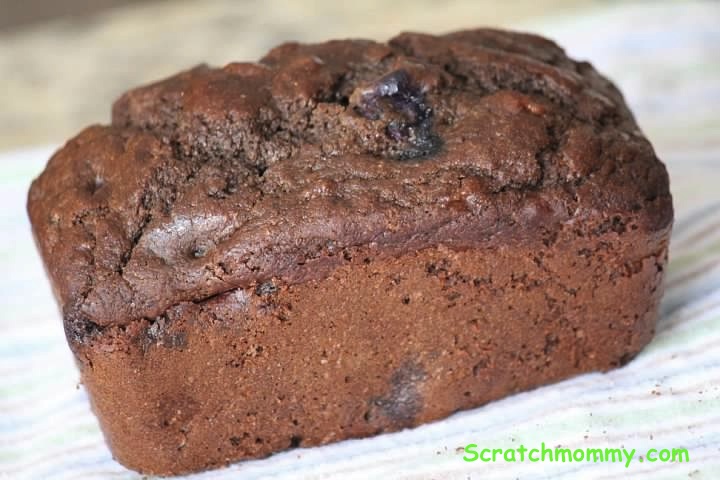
[27,29,672,332]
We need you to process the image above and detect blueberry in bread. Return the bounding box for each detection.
[27,28,673,475]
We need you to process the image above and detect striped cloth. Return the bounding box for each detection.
[1,2,719,478]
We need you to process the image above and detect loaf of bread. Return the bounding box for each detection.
[27,28,673,475]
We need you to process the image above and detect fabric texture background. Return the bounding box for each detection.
[1,2,719,478]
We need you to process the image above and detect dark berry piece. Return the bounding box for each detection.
[191,244,209,258]
[355,69,441,160]
[255,281,278,296]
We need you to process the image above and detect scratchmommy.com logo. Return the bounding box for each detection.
[462,442,690,468]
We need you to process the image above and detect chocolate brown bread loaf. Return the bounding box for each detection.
[27,28,672,475]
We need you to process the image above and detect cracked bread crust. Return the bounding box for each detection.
[27,28,673,475]
[29,28,671,338]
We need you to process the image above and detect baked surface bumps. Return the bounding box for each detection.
[27,28,673,475]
